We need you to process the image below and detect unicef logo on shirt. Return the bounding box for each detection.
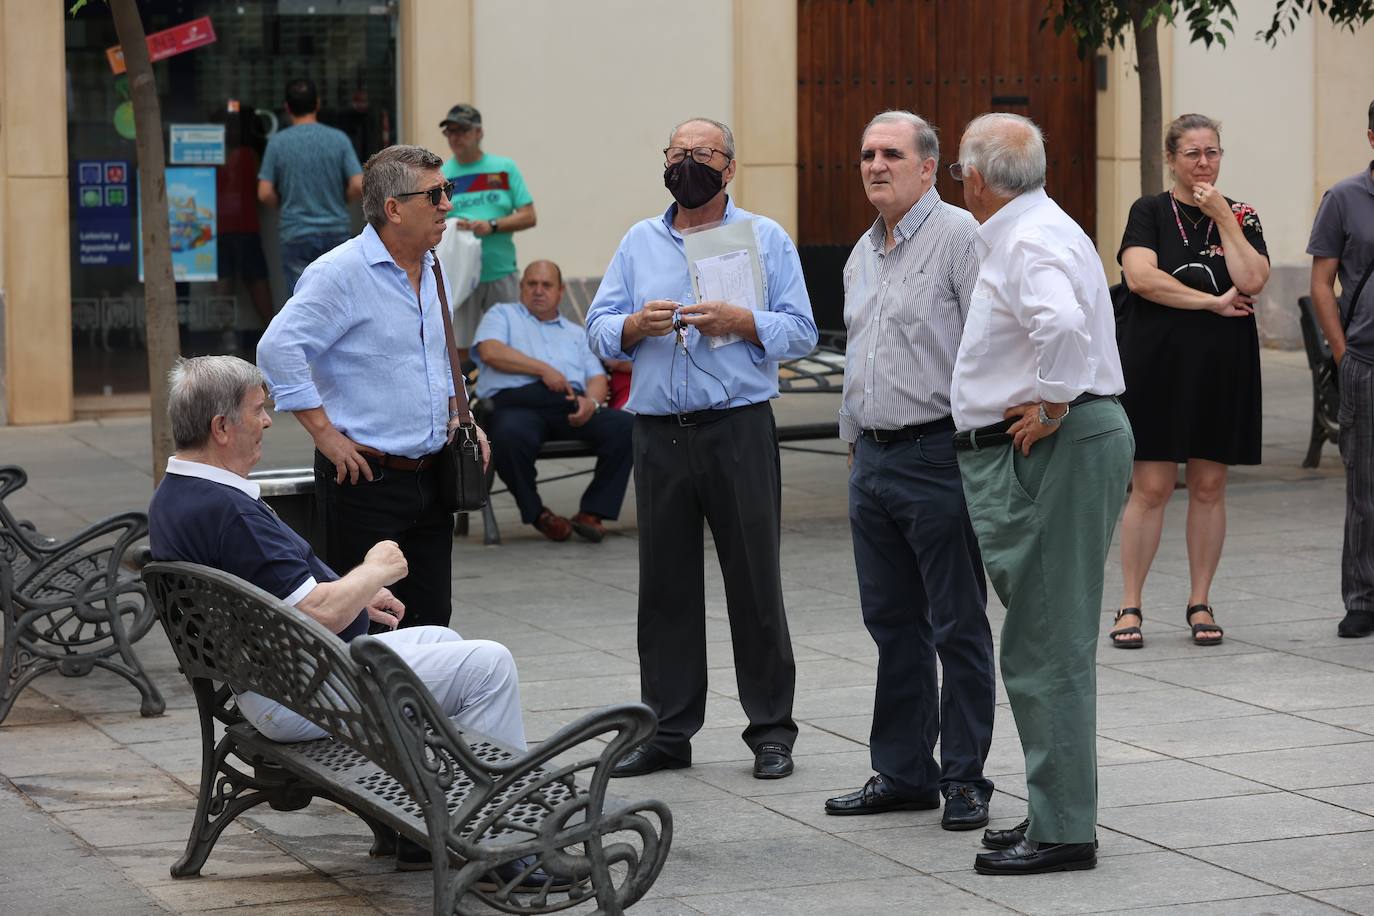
[486,192,501,205]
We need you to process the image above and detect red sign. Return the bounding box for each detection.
[107,17,217,75]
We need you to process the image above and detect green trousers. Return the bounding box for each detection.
[957,398,1133,843]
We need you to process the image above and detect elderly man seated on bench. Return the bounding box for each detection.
[474,259,633,542]
[148,355,526,752]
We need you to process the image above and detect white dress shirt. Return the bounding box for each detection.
[951,189,1125,430]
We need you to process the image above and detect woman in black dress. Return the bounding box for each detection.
[1109,113,1270,649]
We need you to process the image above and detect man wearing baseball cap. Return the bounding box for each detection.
[439,104,537,358]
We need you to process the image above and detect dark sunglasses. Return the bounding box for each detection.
[395,180,456,207]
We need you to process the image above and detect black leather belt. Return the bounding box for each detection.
[357,447,440,471]
[640,402,766,428]
[953,393,1115,451]
[859,416,955,444]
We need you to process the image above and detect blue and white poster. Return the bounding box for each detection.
[75,159,133,267]
[139,166,217,282]
[169,123,225,165]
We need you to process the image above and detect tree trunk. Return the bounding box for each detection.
[1132,2,1164,198]
[110,0,180,485]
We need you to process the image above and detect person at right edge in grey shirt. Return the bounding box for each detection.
[1308,98,1374,639]
[824,111,996,831]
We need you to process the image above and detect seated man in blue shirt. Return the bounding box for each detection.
[474,260,633,542]
[148,355,526,752]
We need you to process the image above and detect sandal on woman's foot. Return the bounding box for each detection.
[1186,604,1224,646]
[1109,607,1144,649]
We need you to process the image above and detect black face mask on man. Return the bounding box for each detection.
[663,158,725,210]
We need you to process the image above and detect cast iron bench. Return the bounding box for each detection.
[141,561,671,915]
[0,464,165,723]
[1297,295,1340,468]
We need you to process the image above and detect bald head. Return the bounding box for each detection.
[958,113,1046,197]
[519,260,564,320]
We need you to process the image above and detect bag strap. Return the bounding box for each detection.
[1343,258,1374,335]
[430,254,474,425]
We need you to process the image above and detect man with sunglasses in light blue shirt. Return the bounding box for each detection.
[258,145,489,632]
[585,117,818,782]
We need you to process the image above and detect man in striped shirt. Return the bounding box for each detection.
[823,111,996,831]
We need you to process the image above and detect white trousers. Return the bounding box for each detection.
[236,626,526,751]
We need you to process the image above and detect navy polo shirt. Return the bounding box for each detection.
[148,459,368,642]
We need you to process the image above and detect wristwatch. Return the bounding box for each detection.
[488,218,499,233]
[1038,402,1068,426]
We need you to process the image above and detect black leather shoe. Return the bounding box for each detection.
[395,835,432,872]
[975,838,1096,875]
[982,817,1030,849]
[983,818,1099,851]
[1338,610,1374,638]
[941,784,990,831]
[476,854,585,893]
[824,774,940,816]
[610,743,689,778]
[753,742,794,779]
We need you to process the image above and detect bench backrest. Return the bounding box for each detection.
[142,561,407,777]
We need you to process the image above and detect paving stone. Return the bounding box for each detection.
[1100,712,1371,758]
[937,849,1277,915]
[1301,784,1374,817]
[681,873,1018,914]
[53,797,247,849]
[1198,741,1374,790]
[14,769,191,813]
[0,783,169,914]
[1080,893,1351,914]
[647,833,911,897]
[1188,832,1374,892]
[1097,791,1374,847]
[1308,884,1374,914]
[842,821,1155,874]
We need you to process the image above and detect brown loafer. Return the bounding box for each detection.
[533,507,572,542]
[569,511,606,543]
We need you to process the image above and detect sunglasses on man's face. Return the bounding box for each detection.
[395,180,456,207]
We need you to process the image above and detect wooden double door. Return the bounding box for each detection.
[797,0,1097,325]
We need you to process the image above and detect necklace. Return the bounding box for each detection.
[1174,196,1204,229]
[1169,194,1214,253]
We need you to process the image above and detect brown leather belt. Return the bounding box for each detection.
[357,447,440,472]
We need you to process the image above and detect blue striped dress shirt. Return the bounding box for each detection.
[839,187,980,442]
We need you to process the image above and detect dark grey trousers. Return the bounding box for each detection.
[1339,356,1374,613]
[632,403,798,760]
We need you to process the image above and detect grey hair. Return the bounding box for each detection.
[959,113,1046,196]
[668,117,735,159]
[362,144,445,230]
[862,110,940,165]
[167,355,265,451]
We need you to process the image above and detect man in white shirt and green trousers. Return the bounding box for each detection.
[948,113,1134,876]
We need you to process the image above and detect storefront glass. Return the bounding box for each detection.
[65,1,398,398]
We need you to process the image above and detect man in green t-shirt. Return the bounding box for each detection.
[439,104,537,357]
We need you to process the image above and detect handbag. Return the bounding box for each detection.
[431,256,488,512]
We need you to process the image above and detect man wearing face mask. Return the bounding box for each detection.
[586,117,818,780]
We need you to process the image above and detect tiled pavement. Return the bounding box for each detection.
[2,350,1374,914]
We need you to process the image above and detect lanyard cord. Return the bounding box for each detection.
[1169,194,1214,252]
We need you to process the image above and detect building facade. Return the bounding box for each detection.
[1,0,1370,425]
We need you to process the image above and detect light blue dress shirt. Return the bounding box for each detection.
[256,224,457,459]
[585,198,818,415]
[472,302,606,399]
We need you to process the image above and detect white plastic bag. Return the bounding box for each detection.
[435,218,483,312]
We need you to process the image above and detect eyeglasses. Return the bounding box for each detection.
[947,162,967,182]
[442,125,475,137]
[394,181,456,207]
[663,146,731,166]
[1178,147,1224,163]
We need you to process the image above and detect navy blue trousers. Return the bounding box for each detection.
[487,383,634,524]
[849,429,995,797]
